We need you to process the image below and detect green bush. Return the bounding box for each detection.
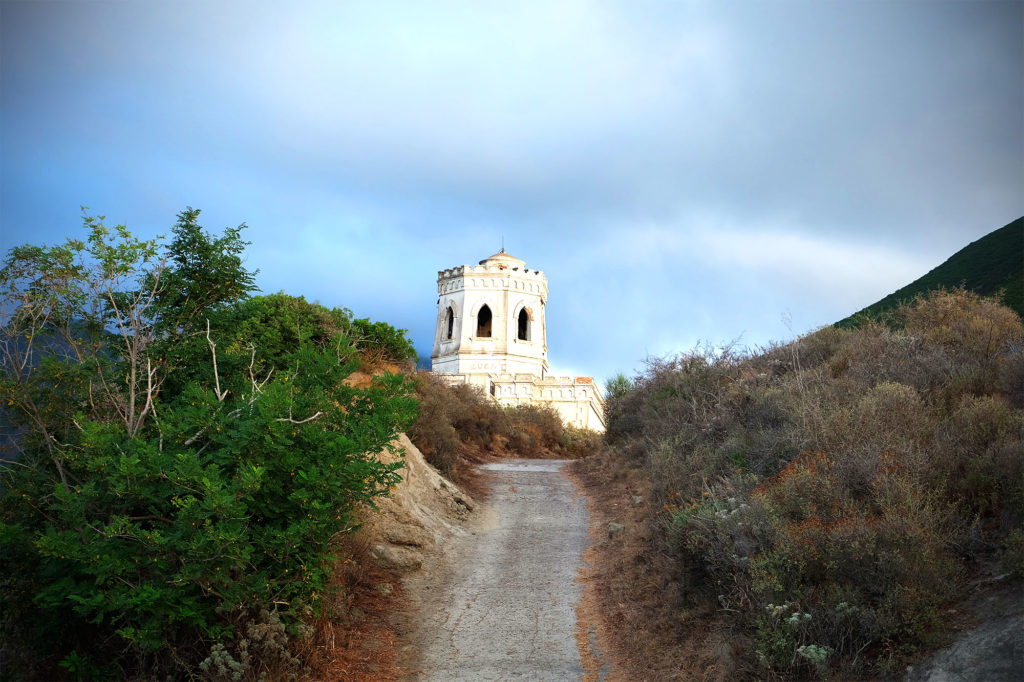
[0,211,417,678]
[349,317,418,365]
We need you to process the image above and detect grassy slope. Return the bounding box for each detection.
[837,216,1023,328]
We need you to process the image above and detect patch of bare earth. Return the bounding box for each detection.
[569,449,741,682]
[302,434,480,681]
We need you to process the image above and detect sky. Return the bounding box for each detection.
[2,0,1022,385]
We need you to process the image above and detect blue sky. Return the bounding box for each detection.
[2,0,1022,384]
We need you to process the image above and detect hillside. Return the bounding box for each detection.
[837,216,1023,327]
[589,289,1024,679]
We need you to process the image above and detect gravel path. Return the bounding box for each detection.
[407,459,590,681]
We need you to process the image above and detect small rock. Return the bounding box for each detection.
[630,495,644,507]
[384,524,432,547]
[371,544,423,570]
[608,522,625,538]
[376,582,394,597]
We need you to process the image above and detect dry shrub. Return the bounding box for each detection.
[407,373,465,475]
[292,533,406,681]
[503,404,565,455]
[408,372,593,485]
[933,395,1024,521]
[1002,529,1024,578]
[563,426,604,458]
[199,609,308,682]
[898,289,1024,361]
[997,350,1024,408]
[604,290,1024,678]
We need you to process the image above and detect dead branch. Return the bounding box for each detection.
[206,318,229,402]
[276,411,324,425]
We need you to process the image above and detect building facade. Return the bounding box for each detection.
[431,250,606,431]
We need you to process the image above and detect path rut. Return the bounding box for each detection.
[404,459,590,681]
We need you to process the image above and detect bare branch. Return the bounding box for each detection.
[130,356,157,436]
[276,411,324,425]
[205,318,228,402]
[183,425,211,448]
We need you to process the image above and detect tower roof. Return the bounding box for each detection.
[479,249,526,268]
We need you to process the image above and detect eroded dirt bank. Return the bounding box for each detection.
[399,459,592,680]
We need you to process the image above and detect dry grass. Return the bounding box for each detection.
[599,290,1024,679]
[571,448,740,681]
[299,534,407,681]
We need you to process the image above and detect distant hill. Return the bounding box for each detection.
[836,216,1023,328]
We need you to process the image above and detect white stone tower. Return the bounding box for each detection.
[431,250,606,431]
[431,250,549,383]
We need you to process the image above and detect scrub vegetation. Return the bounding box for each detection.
[408,373,599,488]
[0,209,419,680]
[599,289,1023,678]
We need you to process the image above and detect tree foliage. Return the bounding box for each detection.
[0,210,418,678]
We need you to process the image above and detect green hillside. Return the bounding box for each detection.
[837,216,1023,328]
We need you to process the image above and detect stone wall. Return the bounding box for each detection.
[437,372,606,432]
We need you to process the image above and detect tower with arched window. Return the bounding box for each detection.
[431,250,606,431]
[431,250,549,379]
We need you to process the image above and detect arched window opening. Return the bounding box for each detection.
[476,304,492,338]
[445,306,454,340]
[517,308,530,341]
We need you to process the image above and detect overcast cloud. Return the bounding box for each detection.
[2,0,1021,383]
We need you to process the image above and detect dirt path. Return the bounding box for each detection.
[401,459,592,680]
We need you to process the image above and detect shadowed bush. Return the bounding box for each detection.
[604,290,1024,678]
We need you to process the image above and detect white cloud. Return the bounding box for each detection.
[693,224,934,306]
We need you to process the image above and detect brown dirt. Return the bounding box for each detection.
[302,433,480,681]
[446,442,496,502]
[302,535,408,681]
[568,449,740,682]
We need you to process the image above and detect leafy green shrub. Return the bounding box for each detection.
[0,211,417,677]
[349,317,418,365]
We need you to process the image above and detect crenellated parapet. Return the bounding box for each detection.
[437,265,548,297]
[438,263,547,279]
